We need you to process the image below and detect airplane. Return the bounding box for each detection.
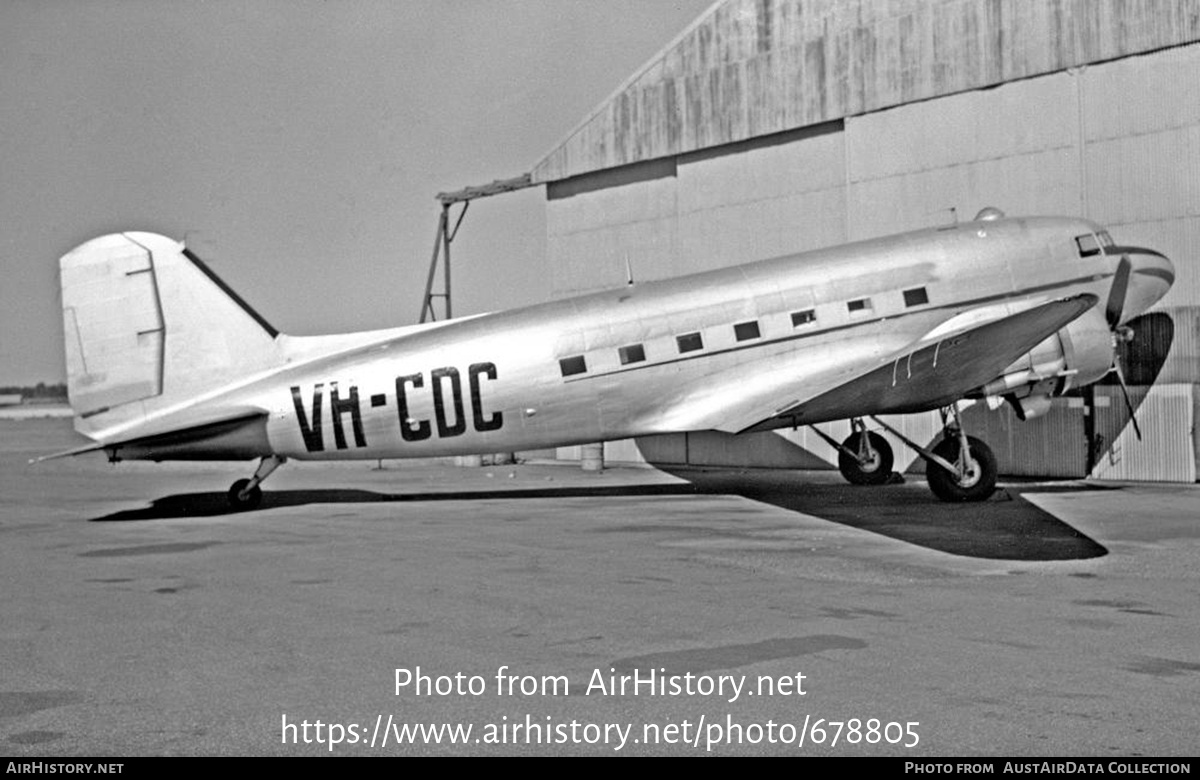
[38,207,1174,510]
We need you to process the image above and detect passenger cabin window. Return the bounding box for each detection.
[903,287,929,307]
[1075,234,1101,257]
[734,321,761,341]
[847,298,872,314]
[791,309,816,327]
[618,344,646,365]
[676,332,703,353]
[559,355,587,377]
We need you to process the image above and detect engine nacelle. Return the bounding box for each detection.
[980,307,1114,419]
[1009,393,1053,421]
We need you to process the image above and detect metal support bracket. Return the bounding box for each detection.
[420,173,534,324]
[808,424,859,460]
[945,402,981,478]
[850,417,878,461]
[809,418,881,464]
[868,415,958,475]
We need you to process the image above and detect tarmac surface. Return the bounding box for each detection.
[2,418,1197,756]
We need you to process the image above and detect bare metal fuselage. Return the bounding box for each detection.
[97,214,1171,464]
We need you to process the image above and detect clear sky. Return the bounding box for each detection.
[0,0,714,386]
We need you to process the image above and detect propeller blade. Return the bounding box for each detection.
[1105,255,1132,329]
[1113,357,1142,441]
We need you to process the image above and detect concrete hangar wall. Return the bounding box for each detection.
[531,0,1200,482]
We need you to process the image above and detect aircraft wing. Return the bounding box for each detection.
[658,293,1098,435]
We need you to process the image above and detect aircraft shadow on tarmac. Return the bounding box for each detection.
[83,312,1177,563]
[90,469,1110,562]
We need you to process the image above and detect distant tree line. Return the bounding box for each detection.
[0,382,68,400]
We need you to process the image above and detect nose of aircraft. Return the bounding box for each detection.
[1123,247,1175,320]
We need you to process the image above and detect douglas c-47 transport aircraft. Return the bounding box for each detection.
[39,208,1174,509]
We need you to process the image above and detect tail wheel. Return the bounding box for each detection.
[838,431,894,485]
[227,478,263,511]
[926,435,998,502]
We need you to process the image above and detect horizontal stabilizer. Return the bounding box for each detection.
[34,408,268,460]
[103,411,271,461]
[29,441,108,463]
[36,410,271,463]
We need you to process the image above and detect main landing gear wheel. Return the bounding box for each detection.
[837,431,894,485]
[926,435,998,502]
[227,479,263,511]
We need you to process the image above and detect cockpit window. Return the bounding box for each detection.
[1097,230,1115,249]
[1075,234,1101,257]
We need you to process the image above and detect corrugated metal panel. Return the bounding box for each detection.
[546,163,679,296]
[533,0,1200,184]
[678,124,845,210]
[673,124,848,269]
[846,147,1082,240]
[771,421,849,469]
[628,433,686,464]
[1090,384,1196,482]
[546,126,851,294]
[962,398,1090,478]
[1085,126,1200,225]
[844,71,1088,239]
[1196,383,1200,479]
[1081,43,1200,142]
[547,218,679,296]
[556,445,583,462]
[846,71,1079,181]
[547,162,678,232]
[603,438,649,464]
[677,188,846,272]
[1151,306,1200,384]
[874,412,945,473]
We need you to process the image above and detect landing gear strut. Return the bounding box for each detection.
[925,432,997,502]
[868,405,998,502]
[228,455,286,511]
[810,419,895,485]
[923,403,997,501]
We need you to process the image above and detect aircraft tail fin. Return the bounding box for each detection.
[60,232,283,437]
